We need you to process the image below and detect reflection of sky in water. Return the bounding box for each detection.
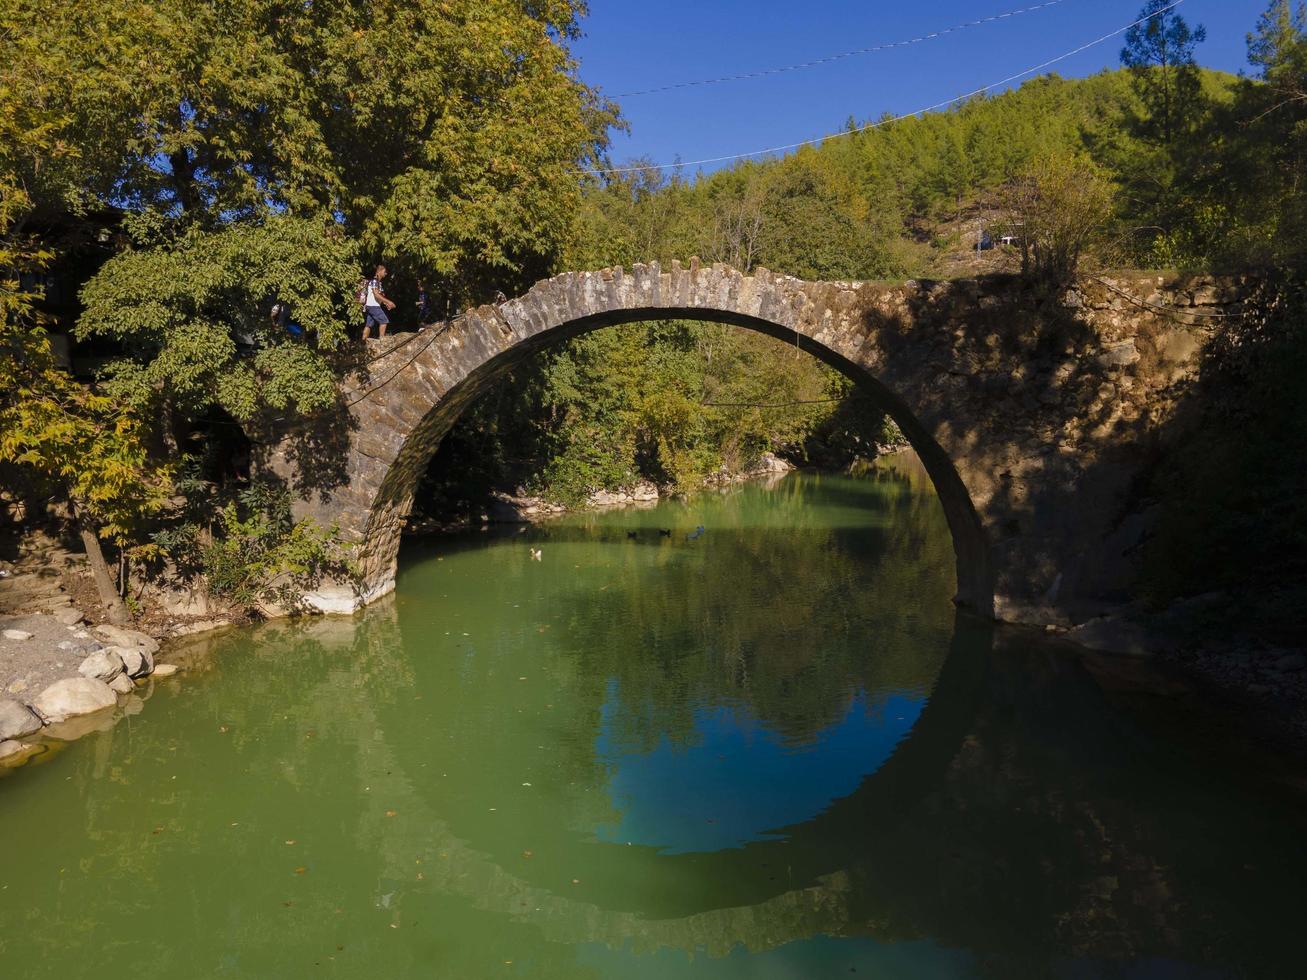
[594,682,925,854]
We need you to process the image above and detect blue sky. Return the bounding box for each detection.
[572,0,1272,173]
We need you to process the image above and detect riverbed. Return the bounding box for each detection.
[1,466,1304,978]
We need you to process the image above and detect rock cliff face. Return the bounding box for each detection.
[265,263,1246,621]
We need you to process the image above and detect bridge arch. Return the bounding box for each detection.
[271,262,1235,620]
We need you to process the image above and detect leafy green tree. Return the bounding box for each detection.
[10,0,616,303]
[1000,152,1113,287]
[78,217,360,425]
[153,476,353,614]
[1238,1,1307,264]
[1,45,170,622]
[0,320,172,624]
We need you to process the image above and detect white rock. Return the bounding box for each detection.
[108,674,135,695]
[31,677,117,723]
[92,625,159,656]
[78,649,126,682]
[161,590,209,617]
[2,629,34,641]
[54,607,84,626]
[117,646,155,679]
[0,698,44,739]
[152,663,181,678]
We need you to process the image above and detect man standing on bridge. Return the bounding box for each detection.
[362,264,397,340]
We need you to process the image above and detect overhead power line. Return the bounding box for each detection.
[615,0,1073,98]
[582,0,1188,176]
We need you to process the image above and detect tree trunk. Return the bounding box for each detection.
[168,148,201,215]
[70,499,130,625]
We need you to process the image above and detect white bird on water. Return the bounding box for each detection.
[530,548,542,561]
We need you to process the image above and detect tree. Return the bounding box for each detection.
[0,319,172,624]
[1120,0,1208,147]
[1249,0,1307,93]
[1001,153,1113,287]
[8,0,617,305]
[1,40,170,622]
[78,217,360,425]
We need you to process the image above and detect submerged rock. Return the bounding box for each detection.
[31,676,117,723]
[1066,615,1170,657]
[0,739,43,766]
[0,698,44,739]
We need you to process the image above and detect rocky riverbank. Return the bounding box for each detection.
[1,541,237,769]
[408,453,796,533]
[1017,591,1307,749]
[0,611,195,766]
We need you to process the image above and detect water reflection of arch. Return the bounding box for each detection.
[222,611,1307,973]
[363,609,993,942]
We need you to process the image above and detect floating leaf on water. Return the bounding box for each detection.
[285,839,296,845]
[294,867,307,875]
[385,810,397,817]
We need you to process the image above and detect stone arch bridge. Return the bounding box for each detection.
[266,261,1242,621]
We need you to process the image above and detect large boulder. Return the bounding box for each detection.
[78,649,126,682]
[0,698,44,739]
[93,625,159,656]
[31,677,117,723]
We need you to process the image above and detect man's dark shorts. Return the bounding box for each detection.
[365,305,389,328]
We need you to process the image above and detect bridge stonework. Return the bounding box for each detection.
[267,262,1243,623]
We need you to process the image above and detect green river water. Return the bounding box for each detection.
[2,465,1305,979]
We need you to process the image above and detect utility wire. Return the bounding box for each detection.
[700,397,847,409]
[616,0,1072,98]
[582,0,1188,176]
[1086,275,1248,321]
[343,319,460,408]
